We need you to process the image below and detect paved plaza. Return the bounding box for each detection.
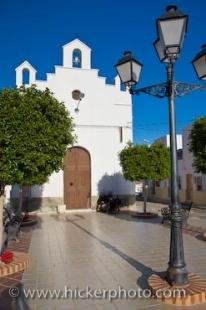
[1,203,206,309]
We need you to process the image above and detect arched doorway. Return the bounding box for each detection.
[64,147,91,209]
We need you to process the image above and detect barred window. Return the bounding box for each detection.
[119,127,123,143]
[195,176,202,191]
[178,176,181,190]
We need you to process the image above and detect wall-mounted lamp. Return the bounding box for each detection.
[72,89,85,112]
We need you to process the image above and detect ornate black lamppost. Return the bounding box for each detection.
[115,5,206,287]
[192,44,206,80]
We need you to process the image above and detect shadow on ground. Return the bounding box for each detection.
[0,282,31,310]
[196,234,206,241]
[0,217,42,310]
[110,212,162,225]
[63,215,165,290]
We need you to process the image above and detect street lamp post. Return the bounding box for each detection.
[164,60,188,286]
[115,5,206,287]
[192,44,206,80]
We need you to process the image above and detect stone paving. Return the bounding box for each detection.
[1,203,206,309]
[0,219,36,309]
[130,201,206,238]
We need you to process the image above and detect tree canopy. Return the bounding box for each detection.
[119,142,170,182]
[0,86,75,187]
[189,117,206,174]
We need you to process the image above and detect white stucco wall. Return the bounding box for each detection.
[63,39,91,69]
[155,134,182,191]
[13,39,135,201]
[15,61,36,86]
[152,125,206,198]
[179,125,206,191]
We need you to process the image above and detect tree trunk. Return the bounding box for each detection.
[0,195,4,252]
[143,180,148,213]
[0,182,5,253]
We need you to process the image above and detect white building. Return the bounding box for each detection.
[179,125,206,204]
[9,39,135,210]
[150,134,182,201]
[155,134,182,150]
[150,128,206,205]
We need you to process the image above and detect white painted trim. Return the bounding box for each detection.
[62,38,91,50]
[15,60,37,72]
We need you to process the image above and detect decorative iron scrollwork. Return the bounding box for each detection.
[131,81,206,98]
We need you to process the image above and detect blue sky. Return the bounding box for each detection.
[0,0,206,144]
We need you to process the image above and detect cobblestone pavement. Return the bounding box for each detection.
[6,208,205,310]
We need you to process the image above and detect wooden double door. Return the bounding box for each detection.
[64,147,91,209]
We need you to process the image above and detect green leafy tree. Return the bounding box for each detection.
[119,142,170,213]
[189,117,206,174]
[0,86,75,248]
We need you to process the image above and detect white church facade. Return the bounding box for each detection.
[10,39,135,210]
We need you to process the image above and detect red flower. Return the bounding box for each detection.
[1,251,14,264]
